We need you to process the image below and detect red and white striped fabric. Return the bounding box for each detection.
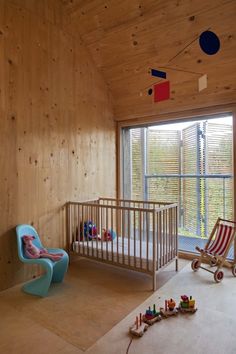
[207,223,235,256]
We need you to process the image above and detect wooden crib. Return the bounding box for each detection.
[66,197,178,290]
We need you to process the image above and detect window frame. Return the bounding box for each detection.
[117,104,236,261]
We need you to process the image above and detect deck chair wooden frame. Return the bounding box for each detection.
[191,217,236,282]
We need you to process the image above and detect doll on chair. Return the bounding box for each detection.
[22,235,63,261]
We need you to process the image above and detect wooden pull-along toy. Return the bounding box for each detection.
[160,298,178,317]
[178,295,197,313]
[142,304,162,325]
[129,313,148,337]
[129,295,197,337]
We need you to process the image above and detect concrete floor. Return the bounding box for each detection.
[1,258,236,354]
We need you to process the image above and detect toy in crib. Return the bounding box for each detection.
[22,235,63,261]
[83,221,98,240]
[160,298,178,317]
[102,228,116,241]
[178,295,197,313]
[129,313,148,337]
[142,304,162,325]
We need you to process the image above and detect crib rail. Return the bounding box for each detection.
[98,197,172,209]
[66,198,178,290]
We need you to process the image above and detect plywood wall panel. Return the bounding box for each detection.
[10,0,63,26]
[0,0,115,291]
[61,0,236,121]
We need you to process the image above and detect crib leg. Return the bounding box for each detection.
[175,258,178,272]
[152,272,156,291]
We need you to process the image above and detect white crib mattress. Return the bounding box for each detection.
[72,237,171,270]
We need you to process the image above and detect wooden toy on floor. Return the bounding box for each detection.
[178,295,197,313]
[129,313,149,337]
[160,298,178,317]
[128,295,198,337]
[142,304,162,325]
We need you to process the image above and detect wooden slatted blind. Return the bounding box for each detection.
[205,122,233,234]
[182,123,200,235]
[147,129,180,203]
[131,128,143,200]
[126,118,233,240]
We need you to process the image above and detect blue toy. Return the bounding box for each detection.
[83,221,97,240]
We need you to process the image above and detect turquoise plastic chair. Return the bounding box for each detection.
[16,224,69,297]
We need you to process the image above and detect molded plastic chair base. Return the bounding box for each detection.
[22,252,69,297]
[22,274,51,297]
[48,249,69,283]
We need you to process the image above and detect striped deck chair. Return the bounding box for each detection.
[191,218,236,282]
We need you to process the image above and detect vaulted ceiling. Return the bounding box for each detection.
[60,0,236,121]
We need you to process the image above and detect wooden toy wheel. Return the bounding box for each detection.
[232,264,236,277]
[214,270,224,283]
[191,259,201,271]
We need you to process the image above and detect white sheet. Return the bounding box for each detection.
[72,237,173,270]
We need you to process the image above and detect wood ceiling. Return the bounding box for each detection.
[60,0,236,121]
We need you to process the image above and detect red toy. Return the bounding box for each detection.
[102,229,116,241]
[102,229,112,241]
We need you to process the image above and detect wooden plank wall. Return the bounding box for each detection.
[0,0,116,291]
[61,0,236,121]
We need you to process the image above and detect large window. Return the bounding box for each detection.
[122,114,233,257]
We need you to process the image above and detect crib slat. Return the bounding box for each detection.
[168,208,171,261]
[146,211,149,272]
[134,210,136,268]
[101,206,104,260]
[170,207,173,260]
[111,207,114,263]
[152,210,157,291]
[121,209,123,265]
[116,207,119,263]
[67,203,71,252]
[87,206,90,256]
[96,204,99,259]
[106,206,108,261]
[139,210,142,270]
[81,205,84,255]
[164,210,168,264]
[164,209,166,264]
[166,209,169,262]
[175,206,178,257]
[156,210,159,271]
[91,205,94,258]
[163,209,165,266]
[73,204,75,245]
[167,208,170,261]
[159,211,162,268]
[78,204,80,253]
[77,205,80,254]
[162,211,165,267]
[173,206,176,256]
[71,204,74,246]
[128,209,130,267]
[93,205,97,259]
